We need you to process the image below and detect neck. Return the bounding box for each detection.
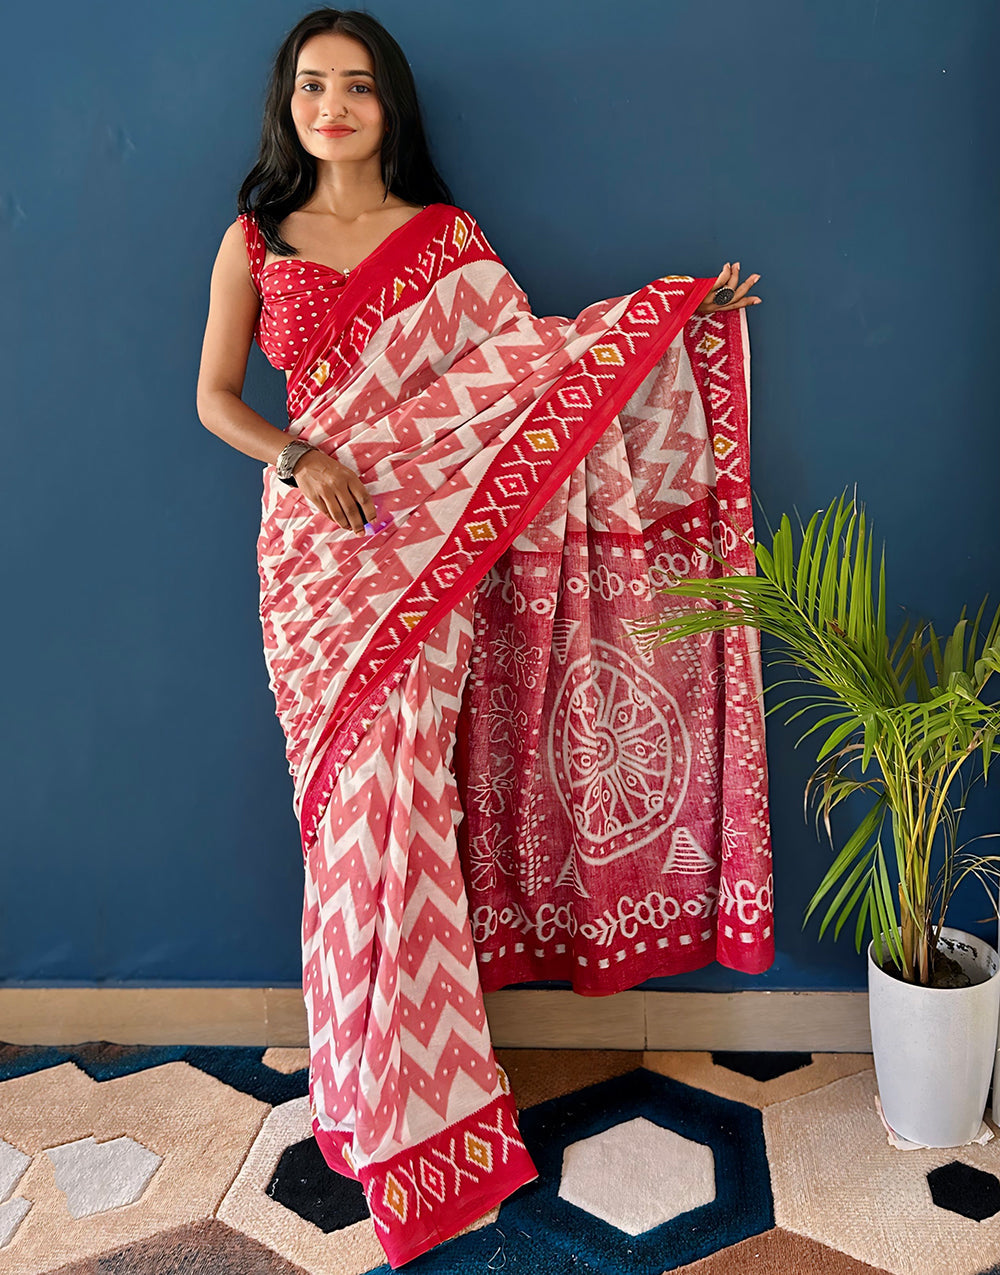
[307,165,395,221]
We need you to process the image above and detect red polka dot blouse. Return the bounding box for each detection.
[238,211,349,372]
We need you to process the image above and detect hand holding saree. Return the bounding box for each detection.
[242,201,772,1268]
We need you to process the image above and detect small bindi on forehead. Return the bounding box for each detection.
[295,66,374,78]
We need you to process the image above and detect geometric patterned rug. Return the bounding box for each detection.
[3,1043,1000,1274]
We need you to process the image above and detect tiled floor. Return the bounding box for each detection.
[2,1043,1000,1274]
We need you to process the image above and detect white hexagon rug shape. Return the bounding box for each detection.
[0,1139,31,1203]
[0,1139,33,1251]
[0,1197,32,1249]
[45,1135,162,1218]
[558,1115,716,1235]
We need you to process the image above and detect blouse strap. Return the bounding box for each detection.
[237,211,266,295]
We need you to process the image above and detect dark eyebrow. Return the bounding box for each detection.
[295,68,375,78]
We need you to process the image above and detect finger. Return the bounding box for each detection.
[349,481,377,524]
[326,498,350,530]
[731,273,761,301]
[312,489,347,529]
[309,475,353,530]
[335,490,366,534]
[707,263,741,303]
[311,494,343,528]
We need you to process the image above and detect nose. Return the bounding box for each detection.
[320,88,349,119]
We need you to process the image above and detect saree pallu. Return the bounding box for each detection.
[256,203,772,1267]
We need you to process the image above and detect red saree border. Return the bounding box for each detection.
[285,205,501,421]
[474,919,763,995]
[299,272,718,854]
[312,1088,538,1268]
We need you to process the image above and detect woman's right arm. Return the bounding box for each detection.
[195,220,291,467]
[195,221,376,534]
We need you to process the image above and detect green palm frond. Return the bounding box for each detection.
[629,491,1000,985]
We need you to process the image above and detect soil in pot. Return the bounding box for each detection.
[875,948,973,989]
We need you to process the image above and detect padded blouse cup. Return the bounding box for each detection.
[237,211,351,373]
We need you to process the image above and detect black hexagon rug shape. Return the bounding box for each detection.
[711,1051,813,1082]
[266,1136,370,1232]
[927,1160,1000,1222]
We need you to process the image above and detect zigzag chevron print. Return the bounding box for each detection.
[251,204,771,1266]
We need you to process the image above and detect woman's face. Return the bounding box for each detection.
[290,31,385,164]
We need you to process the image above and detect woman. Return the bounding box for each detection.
[197,7,767,1268]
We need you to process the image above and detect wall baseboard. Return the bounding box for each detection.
[0,988,871,1052]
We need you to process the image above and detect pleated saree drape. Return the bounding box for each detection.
[253,202,772,1267]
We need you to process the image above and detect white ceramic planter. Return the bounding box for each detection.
[868,926,1000,1147]
[994,910,1000,1126]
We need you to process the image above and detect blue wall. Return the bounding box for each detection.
[3,0,998,991]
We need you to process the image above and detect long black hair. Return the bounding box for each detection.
[237,7,454,257]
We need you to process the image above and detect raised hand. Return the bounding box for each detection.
[696,261,762,314]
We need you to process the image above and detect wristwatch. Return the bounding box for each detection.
[274,439,315,487]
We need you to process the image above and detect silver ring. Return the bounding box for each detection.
[712,287,735,305]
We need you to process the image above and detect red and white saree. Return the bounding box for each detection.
[255,202,772,1267]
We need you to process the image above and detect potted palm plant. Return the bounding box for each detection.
[633,493,1000,1147]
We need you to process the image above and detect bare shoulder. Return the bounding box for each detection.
[197,219,259,404]
[221,215,248,246]
[213,218,254,279]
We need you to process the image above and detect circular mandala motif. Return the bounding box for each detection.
[549,640,690,862]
